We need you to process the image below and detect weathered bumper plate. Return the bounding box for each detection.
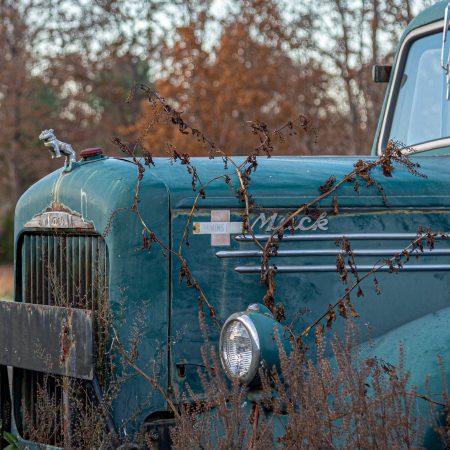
[0,301,93,380]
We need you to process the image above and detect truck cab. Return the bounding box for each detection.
[3,2,450,449]
[373,1,450,156]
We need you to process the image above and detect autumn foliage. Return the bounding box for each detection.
[125,1,331,155]
[0,0,429,219]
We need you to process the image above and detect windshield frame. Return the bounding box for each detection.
[377,20,450,155]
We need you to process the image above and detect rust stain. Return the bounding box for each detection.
[59,315,74,366]
[53,170,68,204]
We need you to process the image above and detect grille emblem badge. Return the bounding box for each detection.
[24,202,94,230]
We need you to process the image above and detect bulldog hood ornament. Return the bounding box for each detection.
[39,129,76,171]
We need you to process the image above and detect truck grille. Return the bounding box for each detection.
[14,232,108,447]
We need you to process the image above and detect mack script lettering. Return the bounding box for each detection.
[251,212,329,232]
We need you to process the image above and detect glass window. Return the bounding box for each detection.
[389,32,449,147]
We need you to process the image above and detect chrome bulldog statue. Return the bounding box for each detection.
[39,129,76,170]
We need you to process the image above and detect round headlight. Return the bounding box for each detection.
[219,314,260,384]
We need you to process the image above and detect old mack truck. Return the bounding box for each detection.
[3,1,450,448]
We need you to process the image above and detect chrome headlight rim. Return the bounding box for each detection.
[219,312,261,385]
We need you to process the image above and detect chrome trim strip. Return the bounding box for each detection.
[377,21,445,155]
[234,233,436,242]
[401,137,450,154]
[217,248,450,258]
[235,264,450,274]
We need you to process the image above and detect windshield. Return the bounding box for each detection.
[389,32,448,147]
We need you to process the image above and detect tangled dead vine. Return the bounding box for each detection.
[113,87,435,341]
[108,87,450,433]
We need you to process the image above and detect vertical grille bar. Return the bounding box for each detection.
[79,236,85,309]
[41,235,47,306]
[72,236,79,308]
[35,236,41,305]
[30,235,35,305]
[92,237,98,309]
[22,235,29,304]
[46,235,52,306]
[66,236,71,308]
[51,235,57,305]
[85,237,92,310]
[59,235,64,306]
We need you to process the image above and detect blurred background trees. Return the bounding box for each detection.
[0,0,432,262]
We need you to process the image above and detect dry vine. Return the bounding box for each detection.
[116,86,431,339]
[260,140,427,320]
[303,230,449,339]
[107,87,450,447]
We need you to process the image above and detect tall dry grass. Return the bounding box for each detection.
[170,326,427,449]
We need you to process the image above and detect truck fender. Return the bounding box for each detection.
[359,306,450,448]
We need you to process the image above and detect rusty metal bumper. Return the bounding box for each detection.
[0,301,93,380]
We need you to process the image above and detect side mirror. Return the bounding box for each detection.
[372,65,392,83]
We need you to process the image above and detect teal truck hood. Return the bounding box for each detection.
[150,155,450,209]
[15,155,450,220]
[13,153,450,436]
